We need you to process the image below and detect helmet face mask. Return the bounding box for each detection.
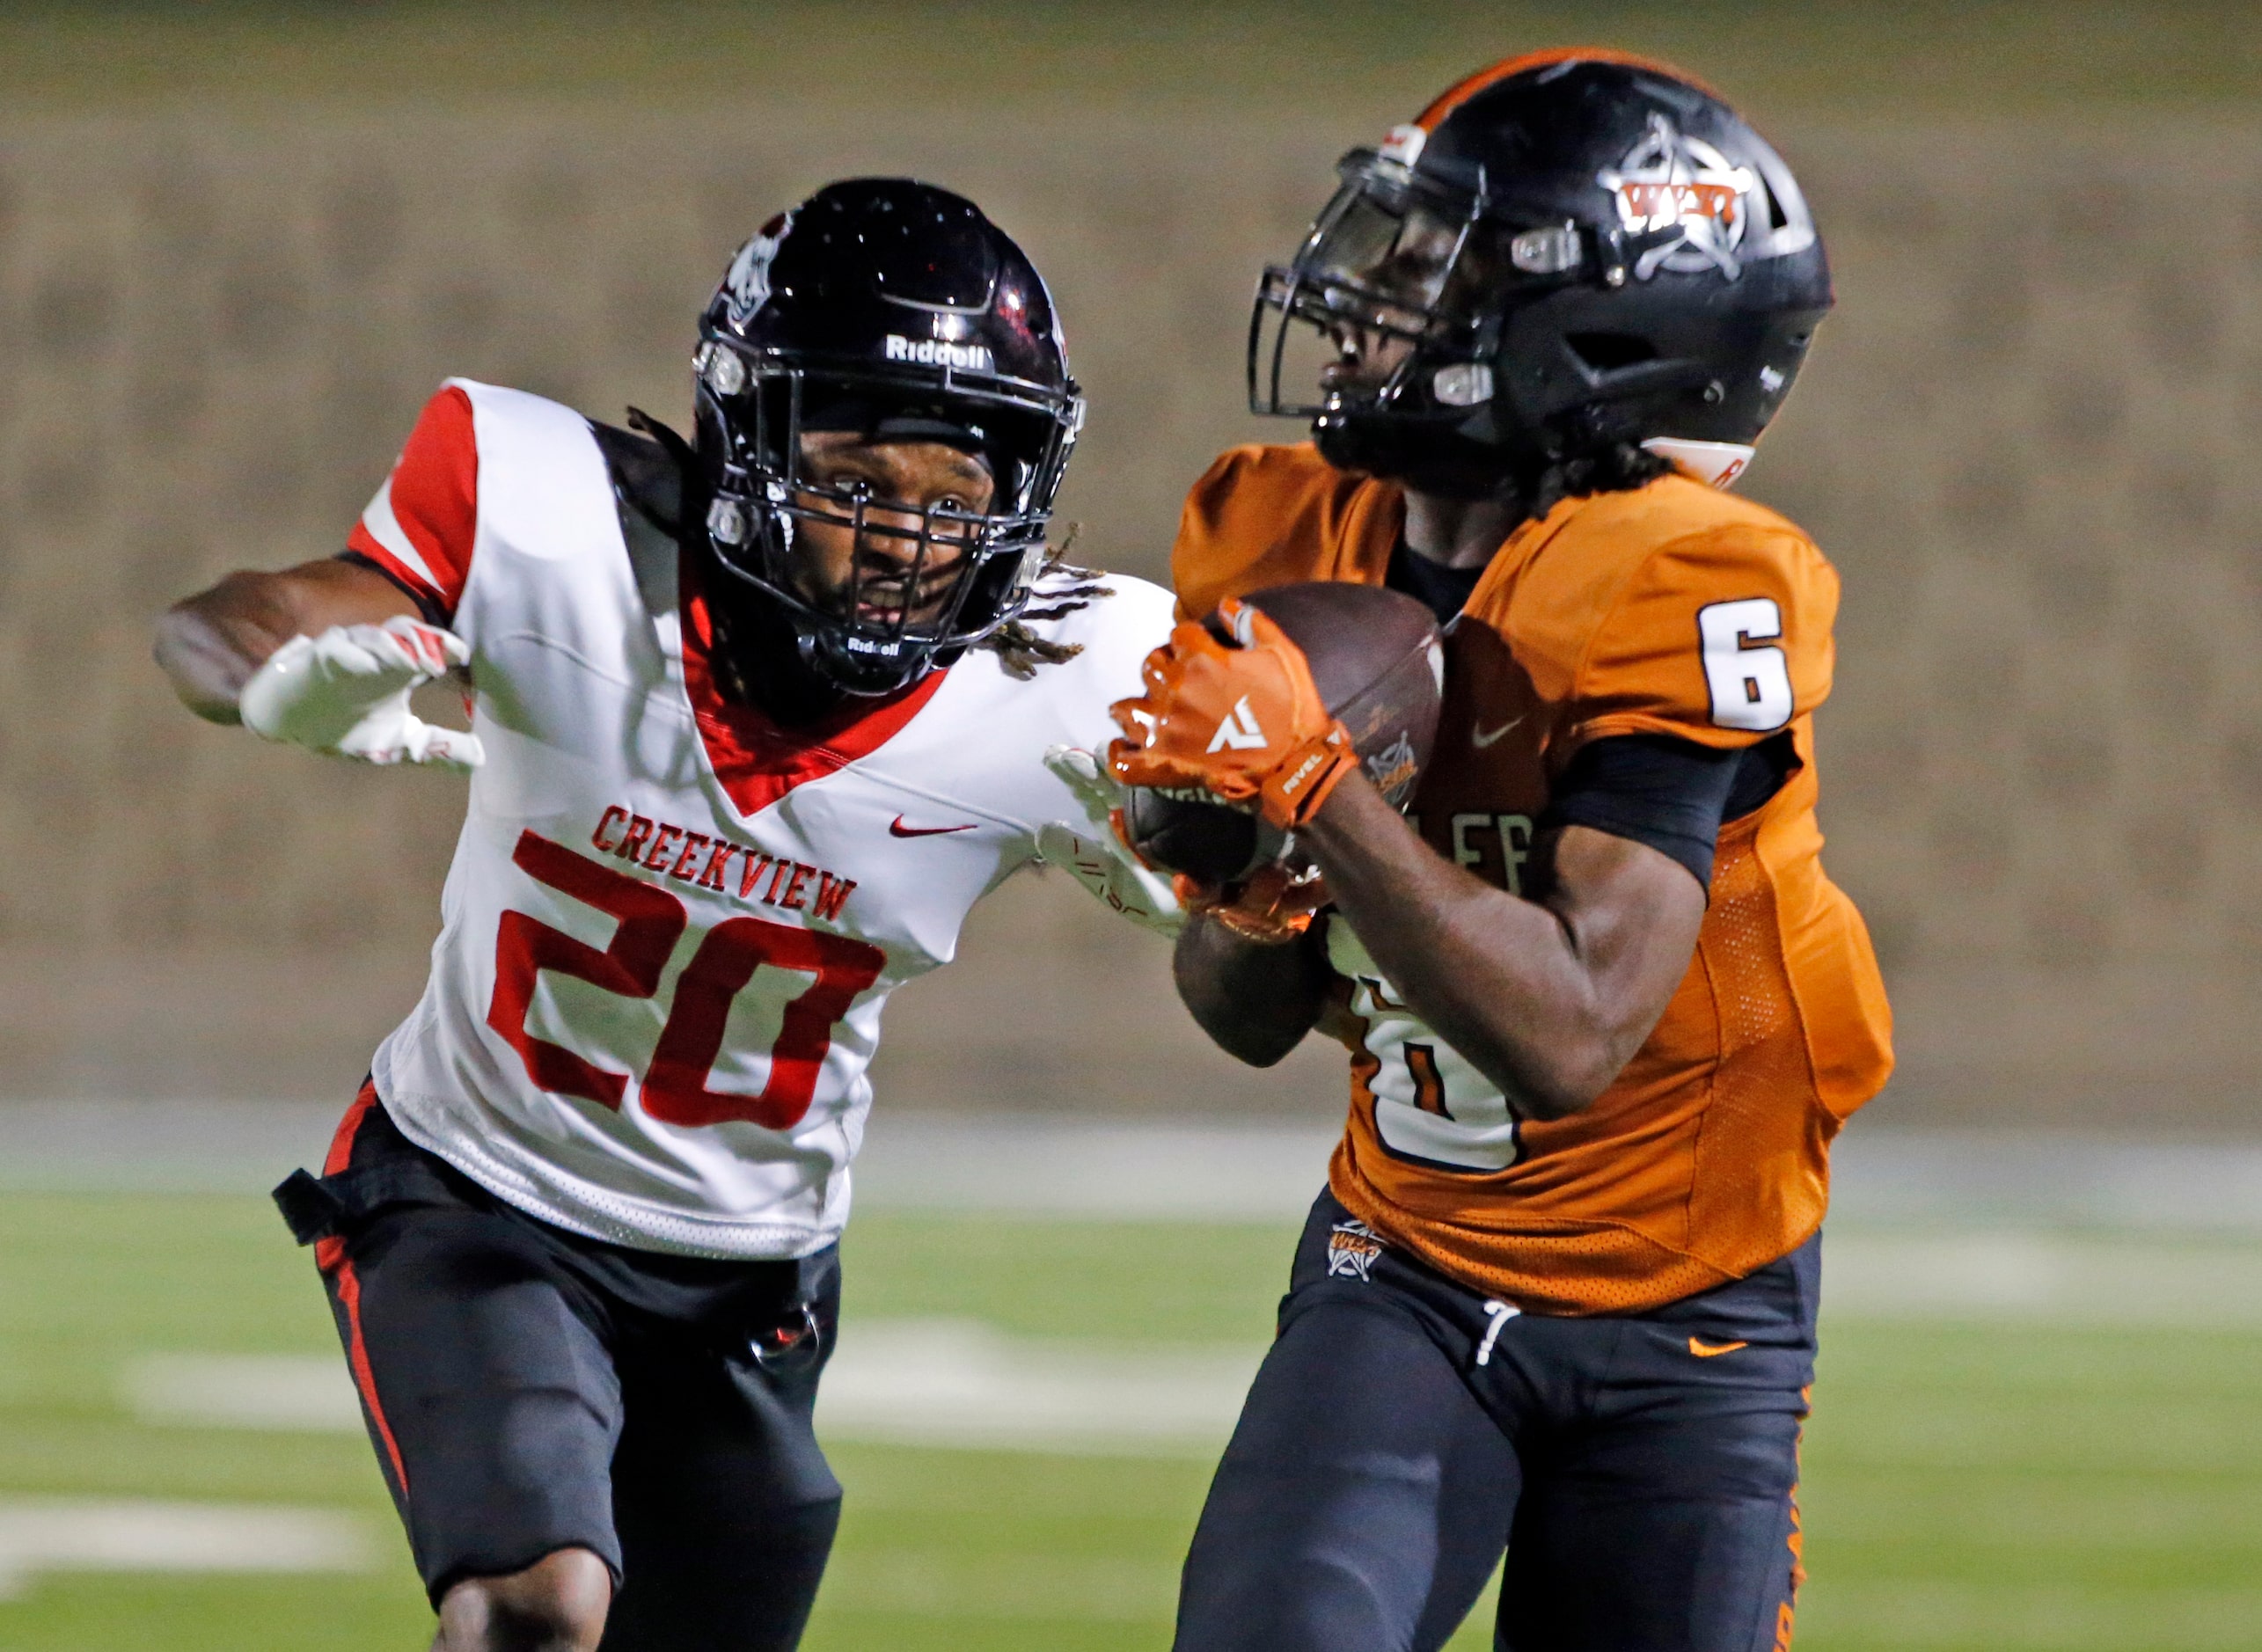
[696,180,1084,698]
[1249,54,1833,499]
[1254,151,1559,495]
[1288,162,1485,345]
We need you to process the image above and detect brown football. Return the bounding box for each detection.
[1122,582,1445,884]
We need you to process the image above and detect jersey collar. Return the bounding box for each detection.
[677,548,948,819]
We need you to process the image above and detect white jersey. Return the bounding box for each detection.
[347,378,1174,1258]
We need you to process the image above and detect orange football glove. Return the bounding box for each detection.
[1175,863,1332,946]
[1107,597,1358,830]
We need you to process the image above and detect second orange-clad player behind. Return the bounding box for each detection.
[1109,50,1892,1652]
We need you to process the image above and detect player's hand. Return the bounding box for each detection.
[1039,745,1182,936]
[1176,861,1330,946]
[1044,742,1131,829]
[1107,598,1356,830]
[238,617,485,771]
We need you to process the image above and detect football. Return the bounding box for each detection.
[1121,581,1445,883]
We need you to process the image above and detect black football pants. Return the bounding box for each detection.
[1175,1194,1817,1652]
[292,1088,842,1651]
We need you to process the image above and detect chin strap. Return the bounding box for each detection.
[625,406,706,539]
[1640,436,1754,490]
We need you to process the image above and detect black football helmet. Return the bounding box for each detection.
[694,179,1084,696]
[1249,50,1831,497]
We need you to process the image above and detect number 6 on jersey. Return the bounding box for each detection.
[1698,597,1793,732]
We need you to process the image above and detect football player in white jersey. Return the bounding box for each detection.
[154,179,1176,1652]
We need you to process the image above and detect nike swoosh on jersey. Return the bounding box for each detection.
[1687,1336,1750,1358]
[1471,715,1527,749]
[889,815,979,838]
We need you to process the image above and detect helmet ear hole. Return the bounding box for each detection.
[1565,332,1658,373]
[1756,175,1791,233]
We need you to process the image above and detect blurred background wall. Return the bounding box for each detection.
[2,0,2258,1127]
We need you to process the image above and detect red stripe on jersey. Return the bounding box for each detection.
[334,1258,410,1495]
[355,384,479,618]
[677,548,947,818]
[346,520,448,612]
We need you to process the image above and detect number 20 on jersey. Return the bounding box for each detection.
[487,831,884,1131]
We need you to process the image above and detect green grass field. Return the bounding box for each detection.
[2,1194,2259,1650]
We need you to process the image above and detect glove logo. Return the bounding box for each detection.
[1205,696,1270,754]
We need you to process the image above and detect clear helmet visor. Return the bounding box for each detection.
[1295,173,1471,335]
[1251,158,1503,421]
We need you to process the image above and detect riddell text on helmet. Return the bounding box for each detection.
[882,334,996,372]
[590,805,857,921]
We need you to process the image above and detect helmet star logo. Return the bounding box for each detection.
[1596,113,1757,281]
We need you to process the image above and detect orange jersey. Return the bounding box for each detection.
[1174,443,1892,1315]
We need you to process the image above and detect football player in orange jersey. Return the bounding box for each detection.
[1108,52,1892,1652]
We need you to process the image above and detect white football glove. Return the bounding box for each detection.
[1038,744,1182,937]
[238,617,485,771]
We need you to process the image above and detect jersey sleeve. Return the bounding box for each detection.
[1560,522,1837,757]
[1170,443,1393,619]
[345,384,479,623]
[1541,734,1747,887]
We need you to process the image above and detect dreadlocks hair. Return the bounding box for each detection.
[979,527,1113,680]
[1527,407,1676,519]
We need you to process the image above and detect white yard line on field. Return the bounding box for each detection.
[1823,1231,2262,1324]
[124,1331,1265,1458]
[124,1353,367,1431]
[814,1320,1260,1455]
[0,1498,376,1598]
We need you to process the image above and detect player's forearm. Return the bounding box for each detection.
[156,574,302,723]
[155,563,418,723]
[1172,913,1330,1067]
[1300,776,1657,1118]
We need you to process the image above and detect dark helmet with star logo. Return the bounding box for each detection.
[1249,50,1832,500]
[690,179,1084,696]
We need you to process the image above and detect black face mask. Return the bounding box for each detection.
[704,572,851,727]
[612,411,850,727]
[698,369,1063,699]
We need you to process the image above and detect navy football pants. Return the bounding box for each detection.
[296,1092,841,1651]
[1175,1194,1816,1652]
